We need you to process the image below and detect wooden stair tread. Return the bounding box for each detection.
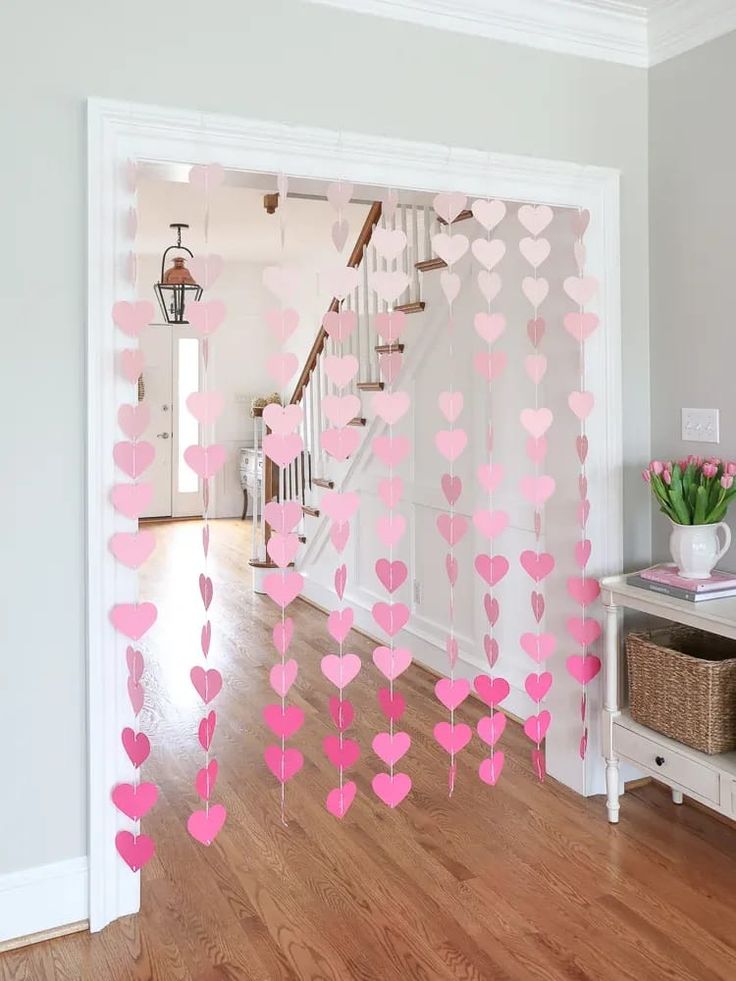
[375,343,405,354]
[302,505,320,518]
[312,478,335,489]
[437,209,473,225]
[348,417,367,427]
[415,258,446,272]
[357,381,384,391]
[298,535,307,544]
[393,301,425,315]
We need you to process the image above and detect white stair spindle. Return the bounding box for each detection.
[401,203,409,304]
[423,204,431,263]
[251,416,259,561]
[411,203,420,300]
[362,243,371,382]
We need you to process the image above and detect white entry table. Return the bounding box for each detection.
[601,574,736,824]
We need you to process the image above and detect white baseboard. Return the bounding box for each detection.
[0,857,89,945]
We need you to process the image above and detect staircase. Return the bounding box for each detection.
[249,195,467,571]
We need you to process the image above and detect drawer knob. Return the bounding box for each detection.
[655,755,665,767]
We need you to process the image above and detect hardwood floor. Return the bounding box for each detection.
[4,518,736,980]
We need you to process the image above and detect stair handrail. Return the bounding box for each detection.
[289,200,383,405]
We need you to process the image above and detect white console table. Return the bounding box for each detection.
[601,574,736,824]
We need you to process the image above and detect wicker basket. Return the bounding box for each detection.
[626,626,736,754]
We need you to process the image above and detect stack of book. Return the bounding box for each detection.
[628,564,736,602]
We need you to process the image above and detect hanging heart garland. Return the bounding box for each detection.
[183,160,228,847]
[370,198,412,810]
[518,202,555,782]
[110,168,157,872]
[431,192,472,794]
[564,209,601,761]
[470,197,510,787]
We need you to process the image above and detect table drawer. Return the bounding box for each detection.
[613,724,720,804]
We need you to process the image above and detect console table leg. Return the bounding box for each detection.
[603,601,621,824]
[241,488,248,521]
[606,760,621,823]
[672,788,684,805]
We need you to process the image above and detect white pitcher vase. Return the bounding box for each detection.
[669,521,732,579]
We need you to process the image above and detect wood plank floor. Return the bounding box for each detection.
[4,518,736,980]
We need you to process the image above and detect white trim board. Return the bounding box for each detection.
[87,97,623,933]
[0,858,89,946]
[304,0,736,67]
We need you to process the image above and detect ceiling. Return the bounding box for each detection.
[304,0,736,66]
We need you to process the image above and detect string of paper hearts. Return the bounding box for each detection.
[517,203,556,782]
[432,192,473,794]
[469,196,511,787]
[183,161,228,847]
[110,166,158,872]
[321,180,362,819]
[262,174,306,822]
[370,195,413,810]
[564,209,602,761]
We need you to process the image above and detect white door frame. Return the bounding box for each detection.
[87,97,623,932]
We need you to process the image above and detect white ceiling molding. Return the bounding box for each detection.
[305,0,736,67]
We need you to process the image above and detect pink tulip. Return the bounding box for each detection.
[727,462,736,476]
[642,469,651,483]
[650,460,664,476]
[662,469,672,485]
[703,463,718,478]
[722,474,734,490]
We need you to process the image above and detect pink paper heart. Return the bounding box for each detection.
[567,654,602,686]
[331,521,350,552]
[520,234,551,267]
[263,570,303,609]
[518,204,553,236]
[520,633,557,663]
[126,646,144,682]
[110,602,157,641]
[578,499,591,528]
[328,608,353,644]
[477,714,506,747]
[372,435,410,468]
[435,677,470,711]
[473,312,506,345]
[567,576,600,607]
[525,672,553,702]
[111,482,153,519]
[195,759,219,801]
[321,491,360,524]
[198,711,216,751]
[187,300,226,337]
[437,513,468,547]
[264,501,303,534]
[335,563,347,600]
[520,550,555,582]
[112,300,154,337]
[531,591,545,623]
[372,227,408,261]
[471,198,506,230]
[199,574,213,610]
[323,394,361,428]
[264,746,303,783]
[477,270,502,303]
[372,645,412,680]
[263,264,301,301]
[445,553,458,587]
[474,554,509,587]
[576,434,589,464]
[432,232,469,267]
[326,781,357,819]
[376,513,406,547]
[201,620,211,657]
[372,602,409,637]
[113,441,155,479]
[474,676,510,707]
[474,350,507,381]
[379,352,403,384]
[263,703,305,739]
[127,678,144,715]
[523,710,551,744]
[373,390,410,425]
[484,594,499,626]
[484,634,499,667]
[435,429,468,462]
[526,437,547,464]
[120,349,144,384]
[121,728,150,767]
[378,476,404,509]
[479,753,505,785]
[477,463,503,493]
[187,803,227,846]
[564,275,598,307]
[322,427,361,461]
[117,403,150,439]
[438,391,463,423]
[190,666,222,704]
[324,354,359,388]
[329,697,355,731]
[567,617,602,647]
[188,162,225,192]
[269,659,298,698]
[440,270,461,304]
[526,318,545,349]
[115,830,155,872]
[575,539,592,568]
[184,444,227,479]
[378,687,406,721]
[473,509,509,540]
[109,531,155,569]
[569,390,595,420]
[331,218,349,252]
[186,392,225,426]
[111,781,158,821]
[322,309,357,343]
[433,192,467,224]
[375,559,407,593]
[471,236,506,272]
[321,653,362,689]
[188,253,224,288]
[532,747,546,781]
[520,408,553,439]
[326,180,353,210]
[381,188,399,219]
[266,352,299,387]
[263,402,302,436]
[267,532,300,568]
[264,432,304,468]
[522,277,549,309]
[441,473,462,505]
[265,308,300,344]
[571,209,591,237]
[372,730,411,766]
[373,270,409,303]
[564,312,599,343]
[323,735,360,768]
[374,311,407,344]
[519,475,555,506]
[434,722,472,755]
[372,771,412,808]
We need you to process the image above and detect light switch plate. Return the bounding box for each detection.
[681,408,719,443]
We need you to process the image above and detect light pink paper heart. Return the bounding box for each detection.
[518,204,553,236]
[263,703,305,739]
[263,264,301,301]
[471,238,505,271]
[569,390,595,420]
[477,270,502,303]
[324,354,358,389]
[522,276,549,309]
[198,711,216,751]
[328,608,353,644]
[435,429,467,462]
[263,403,302,436]
[273,618,294,655]
[474,350,507,381]
[265,307,299,344]
[527,317,545,348]
[432,232,469,267]
[322,427,360,461]
[266,352,299,388]
[375,559,408,593]
[335,563,347,600]
[323,310,357,343]
[564,312,599,343]
[112,300,154,337]
[264,432,303,467]
[372,771,411,808]
[577,435,589,464]
[187,300,226,337]
[524,354,547,385]
[523,710,551,744]
[372,435,410,468]
[474,554,509,587]
[477,463,503,492]
[441,473,462,505]
[567,576,600,607]
[195,760,219,801]
[372,601,409,637]
[374,311,407,344]
[115,830,155,872]
[117,403,150,439]
[188,254,224,288]
[191,666,222,704]
[126,646,144,682]
[473,509,509,540]
[184,444,226,479]
[270,659,298,698]
[479,753,505,785]
[186,392,225,425]
[373,390,410,425]
[435,677,470,711]
[326,180,353,211]
[378,477,403,509]
[567,617,602,647]
[379,352,403,384]
[321,491,360,523]
[437,513,468,546]
[321,653,361,689]
[564,275,598,307]
[114,441,155,479]
[519,236,551,269]
[520,633,557,663]
[323,394,361,428]
[111,781,158,821]
[440,270,461,304]
[473,312,506,344]
[445,554,458,587]
[264,746,303,783]
[438,391,463,423]
[472,198,506,230]
[519,475,555,506]
[265,501,303,534]
[120,349,145,384]
[572,209,591,237]
[525,672,553,702]
[372,227,407,261]
[111,482,153,519]
[484,595,500,626]
[433,192,467,224]
[372,645,412,680]
[484,634,499,667]
[373,270,410,303]
[267,532,300,568]
[331,218,349,252]
[373,730,411,766]
[520,408,553,439]
[434,722,472,755]
[323,266,360,300]
[187,803,227,845]
[109,531,155,569]
[127,678,144,715]
[121,728,150,767]
[331,521,350,554]
[474,676,510,707]
[525,436,546,465]
[477,713,506,747]
[326,781,357,819]
[567,653,601,685]
[110,602,157,641]
[575,539,592,568]
[520,550,555,581]
[189,162,225,193]
[263,570,303,608]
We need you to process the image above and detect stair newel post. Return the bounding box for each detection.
[251,410,261,563]
[411,203,420,301]
[262,419,277,557]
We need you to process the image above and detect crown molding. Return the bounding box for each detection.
[305,0,736,67]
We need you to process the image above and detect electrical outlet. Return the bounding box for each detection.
[413,579,422,605]
[681,408,719,444]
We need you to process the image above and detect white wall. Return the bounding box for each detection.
[0,0,648,880]
[649,30,736,563]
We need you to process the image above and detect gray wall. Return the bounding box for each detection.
[0,0,649,874]
[649,31,736,562]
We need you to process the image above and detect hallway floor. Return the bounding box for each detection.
[4,519,736,980]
